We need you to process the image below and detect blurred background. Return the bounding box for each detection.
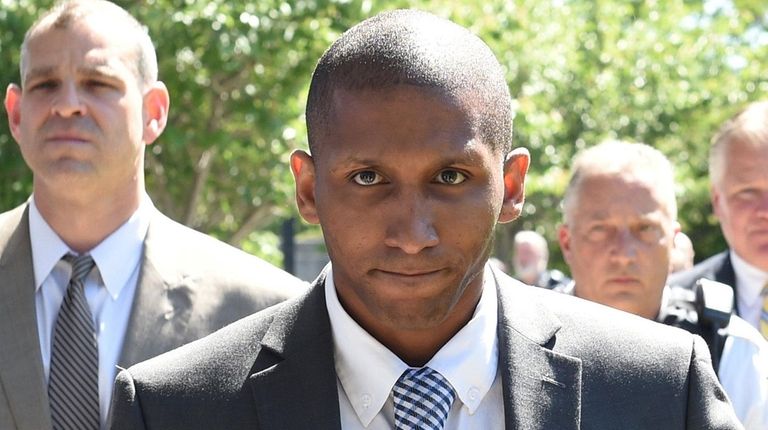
[1,0,766,280]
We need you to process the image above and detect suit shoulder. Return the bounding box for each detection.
[0,204,29,251]
[522,286,703,373]
[668,251,730,288]
[0,203,27,230]
[496,274,698,356]
[145,211,307,294]
[127,299,285,385]
[546,287,694,340]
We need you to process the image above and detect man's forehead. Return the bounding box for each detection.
[22,18,140,81]
[577,174,669,211]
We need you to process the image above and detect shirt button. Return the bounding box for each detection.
[361,394,372,409]
[467,387,480,401]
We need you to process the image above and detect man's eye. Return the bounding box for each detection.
[352,171,383,185]
[29,80,58,91]
[435,170,467,185]
[735,188,761,200]
[86,80,113,89]
[585,225,610,242]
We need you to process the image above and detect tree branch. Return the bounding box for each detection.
[227,204,274,247]
[182,147,217,227]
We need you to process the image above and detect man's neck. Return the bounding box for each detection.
[353,283,483,367]
[33,186,143,254]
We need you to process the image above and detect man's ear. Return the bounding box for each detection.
[5,84,22,143]
[557,223,573,264]
[290,149,320,225]
[498,147,530,223]
[142,81,170,145]
[710,186,723,221]
[672,221,682,240]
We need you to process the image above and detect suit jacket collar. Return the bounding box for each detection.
[718,251,738,313]
[0,204,52,429]
[247,267,582,429]
[717,251,736,288]
[493,269,582,429]
[248,270,342,429]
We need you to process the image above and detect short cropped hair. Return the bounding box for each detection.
[709,101,768,187]
[20,0,158,87]
[513,230,549,261]
[306,9,513,156]
[562,140,678,225]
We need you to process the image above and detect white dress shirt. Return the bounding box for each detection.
[30,195,152,429]
[325,264,505,429]
[730,251,768,331]
[718,315,768,430]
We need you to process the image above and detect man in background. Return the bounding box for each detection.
[558,140,767,429]
[669,231,695,273]
[670,101,768,337]
[1,1,303,428]
[511,230,569,289]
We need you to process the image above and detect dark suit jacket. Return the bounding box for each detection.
[109,268,740,430]
[668,251,739,313]
[0,203,306,430]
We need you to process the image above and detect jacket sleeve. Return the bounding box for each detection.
[107,369,148,430]
[686,335,744,430]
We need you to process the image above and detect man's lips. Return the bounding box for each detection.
[748,227,768,235]
[47,134,90,143]
[606,276,640,284]
[374,268,445,277]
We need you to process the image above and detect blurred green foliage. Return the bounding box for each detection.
[1,0,766,272]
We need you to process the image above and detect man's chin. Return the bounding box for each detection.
[376,305,451,331]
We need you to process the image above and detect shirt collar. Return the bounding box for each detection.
[730,250,768,305]
[29,198,70,291]
[325,264,499,426]
[29,194,154,299]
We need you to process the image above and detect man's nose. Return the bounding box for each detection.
[383,190,439,254]
[609,228,637,265]
[51,82,86,118]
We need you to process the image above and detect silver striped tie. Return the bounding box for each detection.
[49,254,99,430]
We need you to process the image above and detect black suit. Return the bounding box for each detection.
[668,251,739,313]
[109,267,740,430]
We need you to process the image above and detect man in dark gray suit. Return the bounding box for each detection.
[1,1,304,429]
[669,101,768,336]
[109,10,740,430]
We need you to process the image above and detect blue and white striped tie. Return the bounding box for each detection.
[48,254,99,430]
[393,367,456,430]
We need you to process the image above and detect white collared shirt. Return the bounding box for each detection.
[718,315,768,430]
[30,195,152,429]
[325,264,504,429]
[730,251,768,330]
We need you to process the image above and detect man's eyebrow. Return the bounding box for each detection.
[77,62,122,80]
[23,66,57,85]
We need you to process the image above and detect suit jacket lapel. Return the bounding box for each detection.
[248,273,341,430]
[118,210,194,368]
[0,205,52,429]
[494,270,582,430]
[718,252,738,313]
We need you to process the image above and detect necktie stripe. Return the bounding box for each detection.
[52,330,98,363]
[49,254,99,430]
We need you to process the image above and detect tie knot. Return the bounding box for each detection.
[393,367,455,430]
[64,254,95,284]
